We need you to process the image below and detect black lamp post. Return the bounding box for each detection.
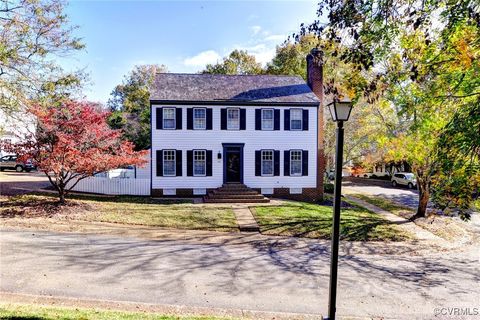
[326,99,353,320]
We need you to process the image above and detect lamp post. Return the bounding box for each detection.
[326,99,353,320]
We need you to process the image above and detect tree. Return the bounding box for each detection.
[298,0,480,218]
[202,50,263,75]
[0,0,85,115]
[3,101,147,203]
[107,64,167,150]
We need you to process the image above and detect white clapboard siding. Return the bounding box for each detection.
[68,177,150,195]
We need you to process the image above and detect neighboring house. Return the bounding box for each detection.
[0,109,35,158]
[149,50,325,201]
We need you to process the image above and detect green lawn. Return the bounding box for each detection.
[0,303,233,320]
[0,194,238,232]
[251,201,411,241]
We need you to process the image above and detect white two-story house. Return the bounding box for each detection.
[150,50,325,202]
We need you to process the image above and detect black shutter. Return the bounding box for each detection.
[302,109,309,131]
[302,150,309,176]
[156,150,163,176]
[255,151,261,176]
[274,150,280,176]
[284,110,290,130]
[176,150,182,176]
[187,108,193,130]
[206,109,213,130]
[274,110,280,130]
[187,151,193,176]
[176,108,182,129]
[221,109,227,130]
[284,150,290,176]
[206,150,213,176]
[156,108,163,129]
[255,109,261,130]
[240,109,246,130]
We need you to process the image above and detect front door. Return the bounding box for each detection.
[224,146,243,183]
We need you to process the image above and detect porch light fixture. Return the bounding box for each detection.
[326,97,353,320]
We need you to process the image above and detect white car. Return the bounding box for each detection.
[391,172,417,189]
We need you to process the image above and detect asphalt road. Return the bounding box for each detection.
[1,229,479,319]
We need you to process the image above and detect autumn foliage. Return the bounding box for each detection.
[4,101,147,203]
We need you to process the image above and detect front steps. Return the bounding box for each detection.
[203,183,270,203]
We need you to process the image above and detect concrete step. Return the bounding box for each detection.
[203,197,270,203]
[212,190,258,195]
[221,184,249,189]
[208,193,265,199]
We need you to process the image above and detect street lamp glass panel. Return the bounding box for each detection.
[328,101,353,121]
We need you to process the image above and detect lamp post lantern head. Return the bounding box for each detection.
[327,98,353,122]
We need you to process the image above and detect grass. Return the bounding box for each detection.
[251,201,411,241]
[348,193,471,241]
[0,303,233,320]
[0,194,238,232]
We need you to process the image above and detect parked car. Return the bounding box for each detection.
[0,155,36,172]
[391,172,417,189]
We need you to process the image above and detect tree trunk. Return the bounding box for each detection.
[415,170,430,218]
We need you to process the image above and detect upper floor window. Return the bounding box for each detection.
[163,108,176,129]
[290,109,303,130]
[290,150,302,176]
[193,150,206,176]
[261,109,274,130]
[193,108,206,130]
[261,150,274,176]
[163,150,176,176]
[227,108,240,130]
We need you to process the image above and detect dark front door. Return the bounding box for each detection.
[224,146,243,183]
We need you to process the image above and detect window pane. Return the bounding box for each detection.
[193,150,206,176]
[291,109,302,130]
[262,109,274,130]
[163,150,176,176]
[290,150,302,175]
[194,108,206,130]
[163,108,176,129]
[261,150,273,175]
[227,109,240,130]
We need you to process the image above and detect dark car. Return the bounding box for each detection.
[0,155,36,172]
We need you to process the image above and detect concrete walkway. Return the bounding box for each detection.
[233,207,260,232]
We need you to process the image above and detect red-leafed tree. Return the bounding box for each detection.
[4,100,148,203]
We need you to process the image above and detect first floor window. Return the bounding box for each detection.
[163,150,176,176]
[193,150,206,176]
[163,108,176,129]
[290,108,302,130]
[261,109,274,130]
[193,108,206,130]
[261,150,274,176]
[227,108,240,130]
[290,150,302,176]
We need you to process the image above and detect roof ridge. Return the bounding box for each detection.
[155,72,303,79]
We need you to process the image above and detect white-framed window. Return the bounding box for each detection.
[290,150,302,176]
[193,108,206,130]
[163,150,176,176]
[227,108,240,130]
[261,109,274,130]
[193,150,206,176]
[290,109,303,130]
[261,150,274,176]
[163,108,176,129]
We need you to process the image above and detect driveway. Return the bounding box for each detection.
[0,171,50,196]
[1,229,479,319]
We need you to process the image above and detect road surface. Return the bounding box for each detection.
[1,229,479,319]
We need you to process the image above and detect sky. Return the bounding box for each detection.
[61,1,320,104]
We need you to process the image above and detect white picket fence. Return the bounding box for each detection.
[68,177,150,195]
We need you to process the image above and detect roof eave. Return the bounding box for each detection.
[149,99,320,107]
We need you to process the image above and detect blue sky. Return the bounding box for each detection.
[62,1,319,103]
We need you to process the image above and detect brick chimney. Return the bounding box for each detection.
[306,48,325,201]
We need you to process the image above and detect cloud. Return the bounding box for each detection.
[250,25,262,35]
[183,50,221,67]
[233,43,276,65]
[264,34,286,42]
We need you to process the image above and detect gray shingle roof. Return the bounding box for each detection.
[150,73,319,105]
